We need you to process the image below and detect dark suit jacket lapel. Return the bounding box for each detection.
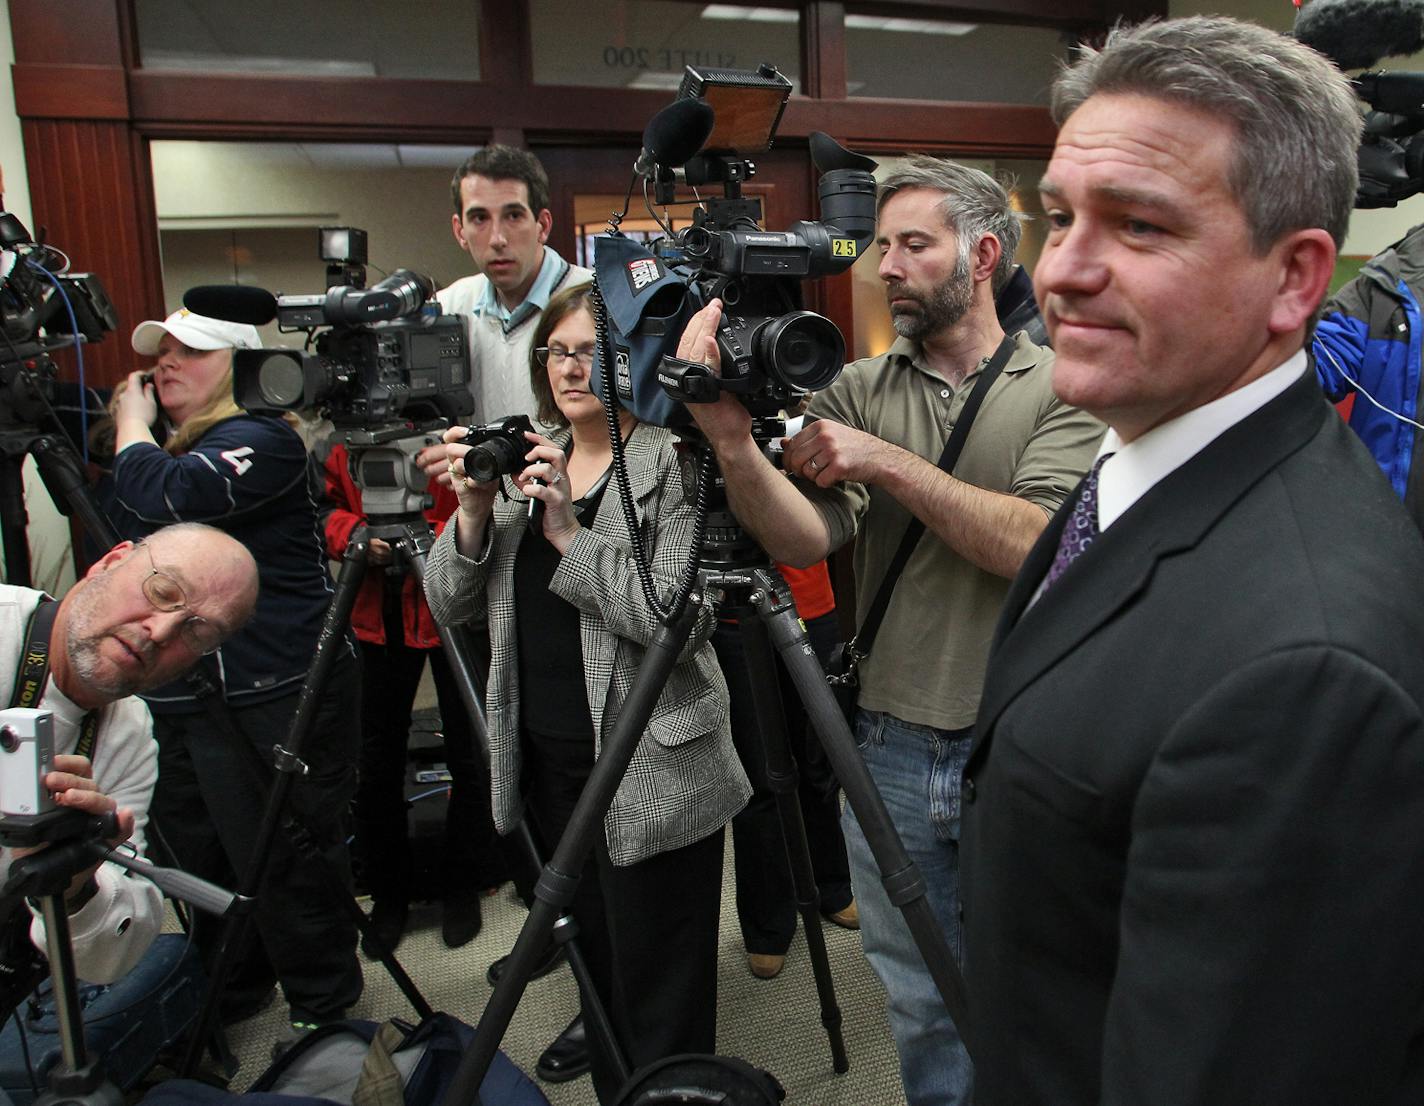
[973,371,1331,751]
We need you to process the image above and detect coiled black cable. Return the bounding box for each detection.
[589,269,709,625]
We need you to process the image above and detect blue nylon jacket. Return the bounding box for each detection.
[1313,223,1424,503]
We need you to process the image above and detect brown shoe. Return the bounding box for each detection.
[823,900,860,931]
[747,952,785,979]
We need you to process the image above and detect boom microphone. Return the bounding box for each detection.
[183,284,278,326]
[633,97,715,177]
[1294,0,1424,71]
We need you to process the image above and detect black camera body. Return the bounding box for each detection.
[236,313,470,428]
[232,229,474,429]
[593,64,877,428]
[0,211,117,432]
[461,414,535,483]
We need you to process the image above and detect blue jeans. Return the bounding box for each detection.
[842,708,973,1106]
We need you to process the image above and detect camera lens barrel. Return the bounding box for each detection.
[465,438,519,483]
[757,310,845,394]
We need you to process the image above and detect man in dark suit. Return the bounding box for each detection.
[961,16,1424,1106]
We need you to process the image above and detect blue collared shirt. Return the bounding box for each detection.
[472,245,570,333]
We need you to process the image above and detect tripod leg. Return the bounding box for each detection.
[0,450,34,586]
[399,532,628,1086]
[736,609,849,1074]
[30,434,120,550]
[438,594,703,1106]
[179,537,371,1076]
[750,585,975,1059]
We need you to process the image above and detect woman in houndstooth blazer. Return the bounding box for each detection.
[424,283,750,1101]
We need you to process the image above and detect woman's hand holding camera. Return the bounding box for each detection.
[442,425,500,557]
[516,431,580,553]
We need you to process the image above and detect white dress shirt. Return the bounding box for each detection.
[1096,349,1308,531]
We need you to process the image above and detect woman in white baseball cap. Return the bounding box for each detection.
[121,308,260,452]
[103,304,366,1038]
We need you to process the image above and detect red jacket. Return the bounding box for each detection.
[322,443,458,649]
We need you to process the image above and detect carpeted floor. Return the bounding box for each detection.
[220,839,910,1105]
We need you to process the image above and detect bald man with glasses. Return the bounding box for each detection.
[0,523,257,984]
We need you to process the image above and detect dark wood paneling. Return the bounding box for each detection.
[126,72,1056,155]
[22,119,164,388]
[480,0,533,91]
[8,0,124,65]
[848,0,1165,28]
[785,98,1057,155]
[805,1,848,101]
[12,64,128,120]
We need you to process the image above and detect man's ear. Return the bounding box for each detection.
[85,541,135,581]
[451,211,467,250]
[536,208,553,246]
[972,233,1003,288]
[1268,227,1336,336]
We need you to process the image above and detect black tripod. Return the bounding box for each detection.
[0,793,241,1106]
[0,346,110,590]
[179,425,630,1088]
[439,440,971,1105]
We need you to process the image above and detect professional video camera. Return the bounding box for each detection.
[0,210,117,432]
[1294,0,1424,207]
[592,63,877,428]
[194,227,473,429]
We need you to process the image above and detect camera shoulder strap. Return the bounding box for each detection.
[847,332,1017,663]
[12,596,100,761]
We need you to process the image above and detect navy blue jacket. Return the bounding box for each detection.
[106,415,340,712]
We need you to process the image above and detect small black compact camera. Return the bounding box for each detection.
[461,414,535,483]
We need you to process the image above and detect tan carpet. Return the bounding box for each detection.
[220,836,909,1105]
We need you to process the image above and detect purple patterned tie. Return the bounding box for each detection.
[1042,453,1114,592]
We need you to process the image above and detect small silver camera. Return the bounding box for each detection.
[0,708,55,817]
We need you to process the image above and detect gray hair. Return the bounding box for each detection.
[877,157,1024,295]
[1051,16,1361,252]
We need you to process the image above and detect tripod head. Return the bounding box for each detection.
[337,418,449,526]
[670,418,791,577]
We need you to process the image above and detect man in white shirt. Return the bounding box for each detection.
[436,146,591,426]
[0,523,256,984]
[961,17,1424,1106]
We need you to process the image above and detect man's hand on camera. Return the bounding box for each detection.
[417,439,455,484]
[676,299,754,447]
[10,755,133,910]
[783,418,898,488]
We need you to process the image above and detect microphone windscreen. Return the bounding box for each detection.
[1294,0,1424,71]
[643,98,715,170]
[182,284,278,326]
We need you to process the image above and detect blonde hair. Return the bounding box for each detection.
[162,366,245,454]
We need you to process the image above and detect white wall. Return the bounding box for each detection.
[150,141,472,347]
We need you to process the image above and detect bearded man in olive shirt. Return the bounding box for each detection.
[680,157,1102,1106]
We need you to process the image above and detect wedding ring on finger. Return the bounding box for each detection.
[809,458,820,472]
[549,470,565,486]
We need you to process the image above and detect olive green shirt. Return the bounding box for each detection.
[804,331,1104,730]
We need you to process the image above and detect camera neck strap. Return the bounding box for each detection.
[847,332,1017,663]
[12,597,99,762]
